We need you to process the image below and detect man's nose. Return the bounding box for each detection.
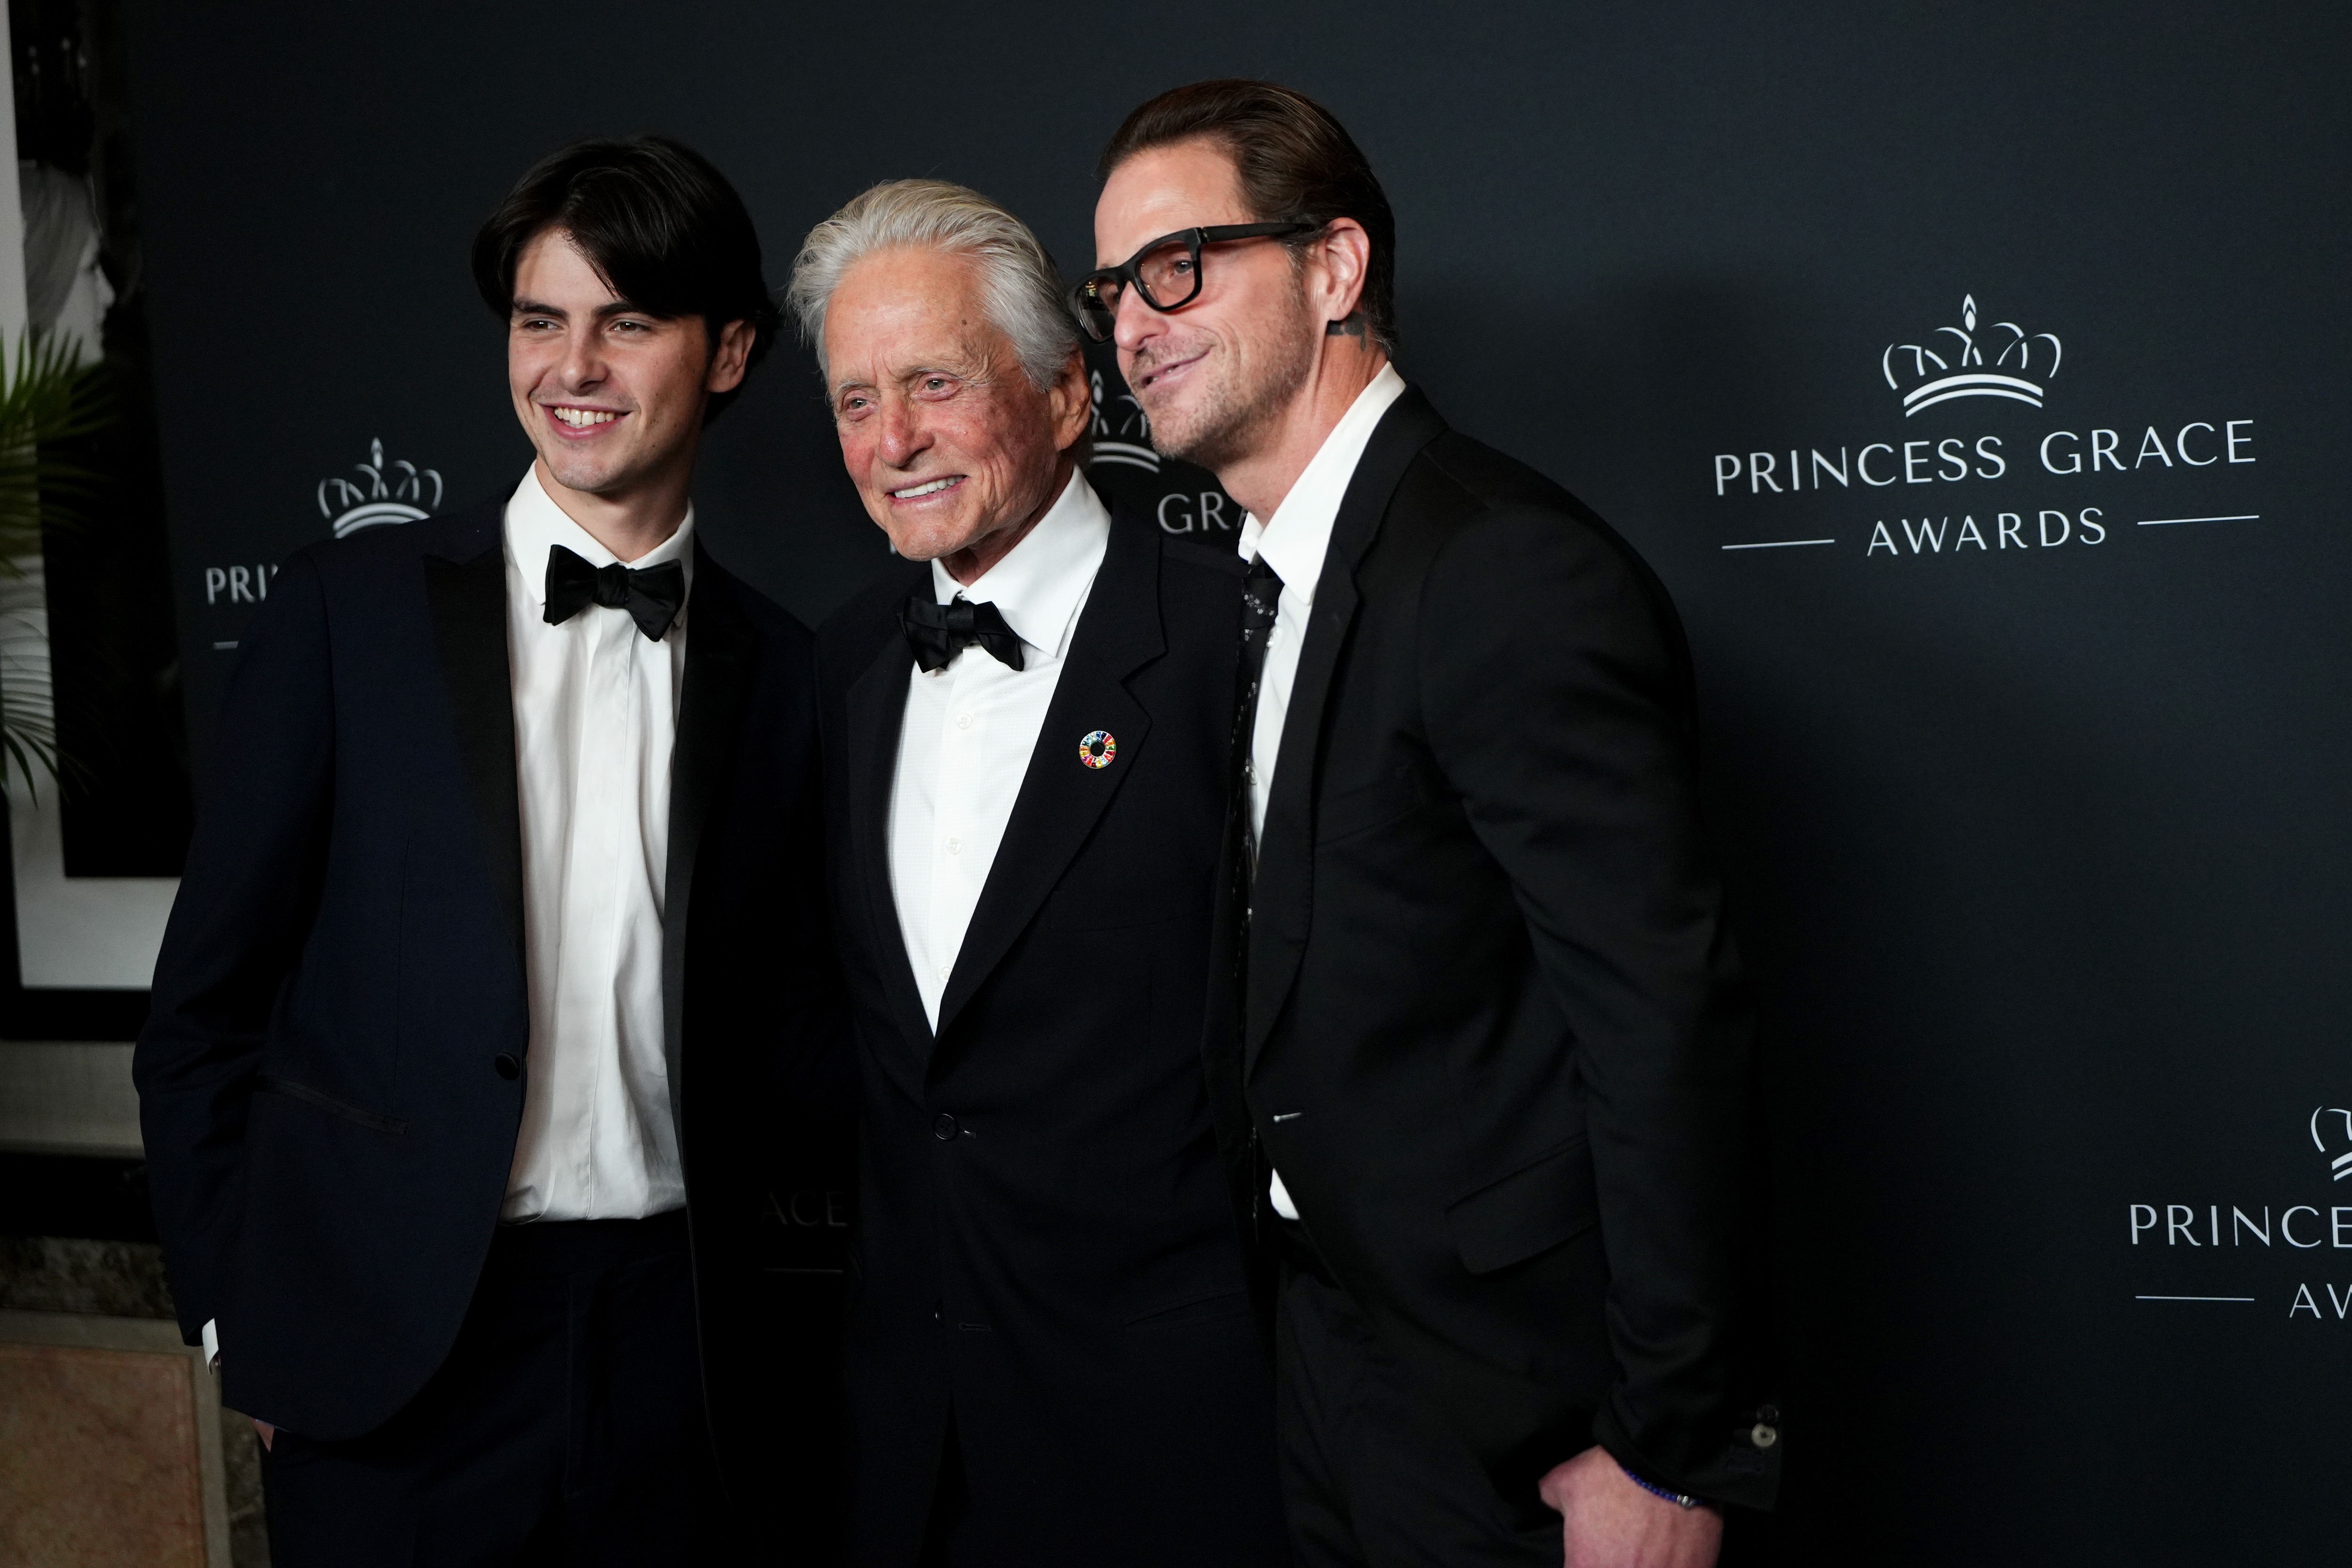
[1111,285,1163,356]
[876,398,930,468]
[557,333,609,391]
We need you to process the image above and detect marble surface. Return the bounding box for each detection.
[0,1313,225,1566]
[0,1236,173,1318]
[0,1245,267,1564]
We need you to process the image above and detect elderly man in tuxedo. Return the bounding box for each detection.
[790,179,1286,1568]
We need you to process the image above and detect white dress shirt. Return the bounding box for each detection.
[500,464,690,1223]
[1238,364,1408,1221]
[889,470,1112,1031]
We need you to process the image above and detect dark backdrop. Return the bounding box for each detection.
[118,1,2352,1557]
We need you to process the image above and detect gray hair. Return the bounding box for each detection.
[786,178,1080,391]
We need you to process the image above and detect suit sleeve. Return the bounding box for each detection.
[133,550,337,1346]
[1417,504,1768,1503]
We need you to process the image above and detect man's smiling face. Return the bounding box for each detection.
[506,227,738,508]
[823,246,1083,566]
[1092,138,1318,473]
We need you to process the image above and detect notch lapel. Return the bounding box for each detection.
[843,569,938,1095]
[421,509,524,968]
[661,545,759,1147]
[929,518,1161,1043]
[1245,390,1449,1073]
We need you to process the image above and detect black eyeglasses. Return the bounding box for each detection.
[1069,220,1323,343]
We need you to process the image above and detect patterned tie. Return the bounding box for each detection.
[1232,553,1284,908]
[1223,550,1286,1241]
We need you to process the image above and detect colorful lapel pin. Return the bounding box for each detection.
[1078,730,1117,770]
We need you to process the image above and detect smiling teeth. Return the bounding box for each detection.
[892,477,961,498]
[554,407,618,428]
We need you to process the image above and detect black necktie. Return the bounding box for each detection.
[899,594,1026,674]
[1224,551,1286,1238]
[543,544,686,643]
[1233,553,1285,882]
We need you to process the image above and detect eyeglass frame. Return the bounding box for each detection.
[1068,219,1325,342]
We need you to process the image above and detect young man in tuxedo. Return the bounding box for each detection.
[1085,81,1781,1568]
[134,136,840,1563]
[789,180,1287,1568]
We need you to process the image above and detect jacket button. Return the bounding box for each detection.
[493,1054,521,1081]
[932,1113,959,1141]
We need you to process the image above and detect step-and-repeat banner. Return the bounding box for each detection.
[120,1,2349,1556]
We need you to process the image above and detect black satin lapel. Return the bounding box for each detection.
[1245,389,1449,1072]
[930,520,1163,1042]
[662,548,758,1138]
[422,543,523,966]
[844,621,935,1085]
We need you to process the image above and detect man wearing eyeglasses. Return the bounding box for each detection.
[1086,82,1780,1568]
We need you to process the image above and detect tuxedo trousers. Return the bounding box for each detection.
[259,1210,731,1567]
[1275,1224,1562,1568]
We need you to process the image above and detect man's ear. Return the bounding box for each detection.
[1048,348,1092,452]
[706,318,756,394]
[1309,219,1372,333]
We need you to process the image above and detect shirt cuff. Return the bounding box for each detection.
[201,1318,219,1369]
[1269,1166,1301,1221]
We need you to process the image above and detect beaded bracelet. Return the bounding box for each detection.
[1625,1471,1704,1510]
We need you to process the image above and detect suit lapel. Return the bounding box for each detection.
[661,544,758,1144]
[843,566,938,1089]
[421,507,524,967]
[1246,389,1448,1071]
[930,517,1162,1043]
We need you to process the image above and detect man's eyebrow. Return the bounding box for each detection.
[509,297,674,320]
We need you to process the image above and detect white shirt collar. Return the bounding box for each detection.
[505,463,696,611]
[1236,364,1408,605]
[929,467,1112,661]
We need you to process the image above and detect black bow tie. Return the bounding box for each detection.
[543,544,686,642]
[899,593,1025,674]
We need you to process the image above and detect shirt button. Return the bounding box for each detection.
[946,837,962,855]
[933,1113,960,1141]
[938,963,952,981]
[956,714,972,730]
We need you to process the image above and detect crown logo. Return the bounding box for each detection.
[1087,368,1160,474]
[1881,294,2063,416]
[318,438,444,537]
[2313,1106,2352,1182]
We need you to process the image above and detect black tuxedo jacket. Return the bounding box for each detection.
[1236,388,1780,1509]
[815,509,1286,1568]
[133,500,843,1494]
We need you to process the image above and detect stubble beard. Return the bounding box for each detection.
[1139,314,1318,478]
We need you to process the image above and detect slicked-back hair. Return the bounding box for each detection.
[1098,80,1397,356]
[785,178,1079,393]
[471,135,781,424]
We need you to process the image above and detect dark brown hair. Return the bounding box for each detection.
[1098,80,1396,354]
[471,135,780,423]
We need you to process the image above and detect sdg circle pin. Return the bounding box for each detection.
[1078,730,1117,770]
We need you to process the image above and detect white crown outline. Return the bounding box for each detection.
[2311,1106,2352,1182]
[1087,367,1160,474]
[319,437,444,537]
[1882,294,2063,416]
